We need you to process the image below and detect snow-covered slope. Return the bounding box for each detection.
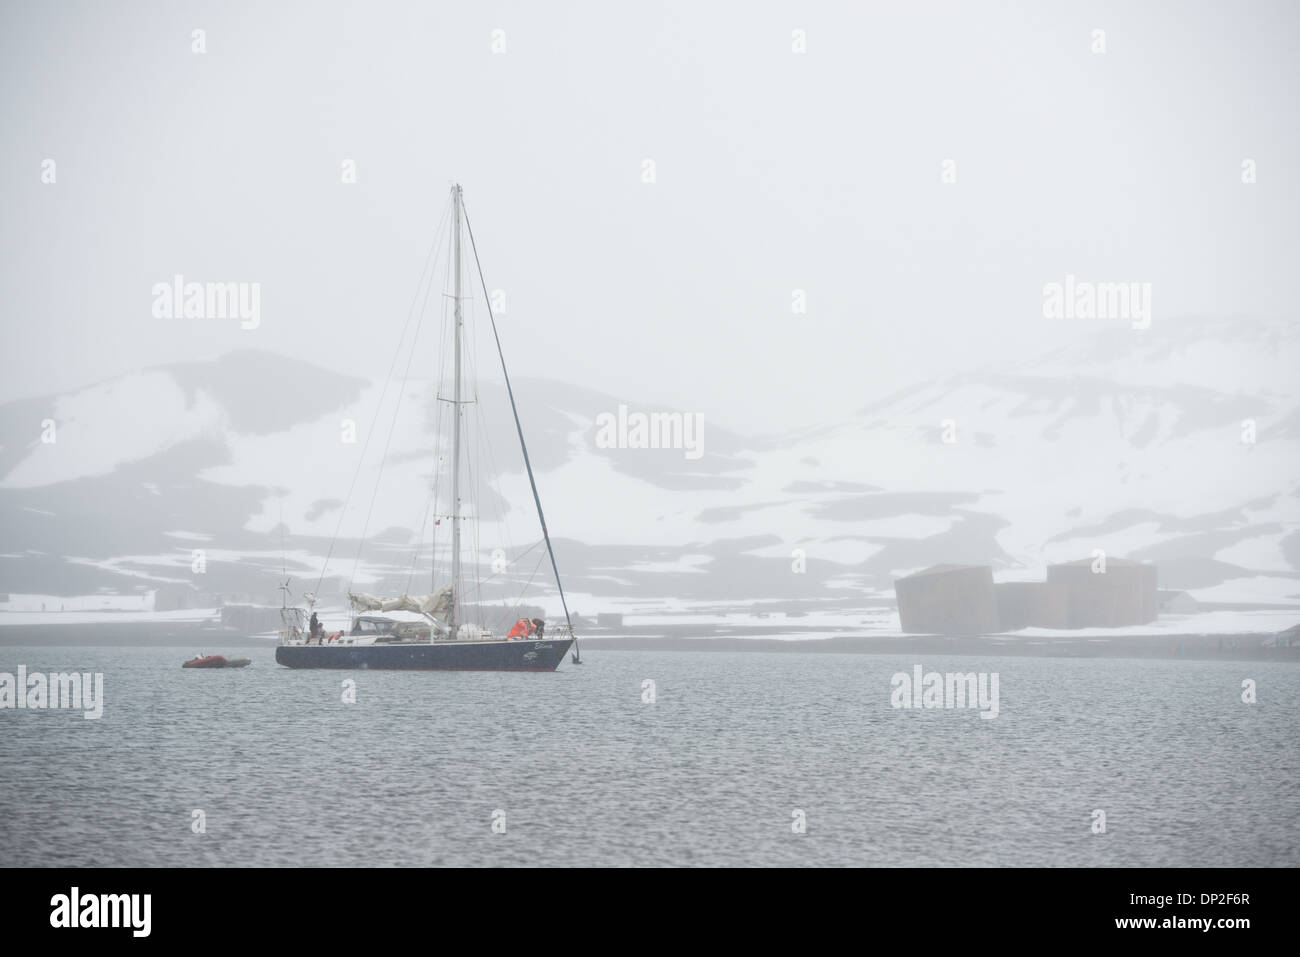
[1,319,1297,620]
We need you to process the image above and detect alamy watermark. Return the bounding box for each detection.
[595,404,704,461]
[890,665,999,719]
[1042,274,1151,330]
[50,887,150,937]
[152,275,261,329]
[0,666,104,718]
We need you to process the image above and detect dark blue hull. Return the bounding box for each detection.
[275,638,573,671]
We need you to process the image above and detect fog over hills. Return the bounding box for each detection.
[2,316,1296,624]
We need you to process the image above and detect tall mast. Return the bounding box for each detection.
[449,183,463,637]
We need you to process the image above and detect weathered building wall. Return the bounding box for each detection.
[895,564,1000,635]
[995,581,1071,630]
[1046,559,1158,627]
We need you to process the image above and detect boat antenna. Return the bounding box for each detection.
[462,197,581,664]
[279,496,287,578]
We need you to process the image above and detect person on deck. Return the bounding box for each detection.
[309,612,322,643]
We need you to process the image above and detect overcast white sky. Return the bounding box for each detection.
[1,0,1296,433]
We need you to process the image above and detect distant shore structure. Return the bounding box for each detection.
[1046,557,1158,628]
[996,581,1069,630]
[895,558,1159,635]
[1158,589,1200,615]
[894,564,999,636]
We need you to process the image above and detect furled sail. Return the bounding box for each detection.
[348,585,454,619]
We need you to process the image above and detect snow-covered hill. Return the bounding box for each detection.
[1,318,1297,624]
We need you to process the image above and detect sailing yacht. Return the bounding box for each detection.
[275,184,579,671]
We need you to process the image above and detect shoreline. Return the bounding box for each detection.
[0,620,1296,662]
[578,632,1300,661]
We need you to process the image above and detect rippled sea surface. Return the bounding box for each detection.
[1,645,1296,867]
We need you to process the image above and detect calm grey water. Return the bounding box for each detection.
[1,645,1296,867]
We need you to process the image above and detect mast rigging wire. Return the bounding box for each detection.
[462,200,581,663]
